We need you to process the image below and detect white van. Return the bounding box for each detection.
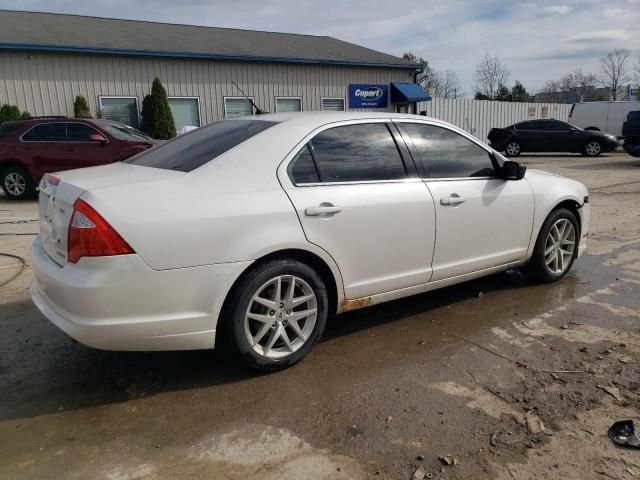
[569,101,640,137]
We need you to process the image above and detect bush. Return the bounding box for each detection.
[74,95,92,118]
[140,77,176,139]
[0,104,32,123]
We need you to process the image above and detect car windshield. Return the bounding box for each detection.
[94,120,151,141]
[124,120,279,172]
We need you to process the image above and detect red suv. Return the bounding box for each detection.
[0,117,158,200]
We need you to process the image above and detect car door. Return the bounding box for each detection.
[515,121,548,152]
[20,122,69,176]
[278,120,436,299]
[65,122,115,166]
[396,120,534,281]
[544,120,582,152]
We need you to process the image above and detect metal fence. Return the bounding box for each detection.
[417,98,572,143]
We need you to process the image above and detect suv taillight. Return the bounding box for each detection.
[68,199,133,263]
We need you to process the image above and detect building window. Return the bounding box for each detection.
[224,97,254,119]
[168,97,201,131]
[321,97,345,112]
[275,97,302,113]
[98,96,140,128]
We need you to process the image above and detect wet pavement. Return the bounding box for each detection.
[0,152,639,479]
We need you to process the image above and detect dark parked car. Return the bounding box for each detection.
[0,117,158,199]
[622,111,640,158]
[488,119,619,157]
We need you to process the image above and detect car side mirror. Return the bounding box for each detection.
[502,160,527,180]
[89,133,108,143]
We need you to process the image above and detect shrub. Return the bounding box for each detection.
[0,104,22,123]
[74,95,92,118]
[140,77,176,139]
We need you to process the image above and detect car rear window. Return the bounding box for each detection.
[0,124,21,139]
[124,120,278,172]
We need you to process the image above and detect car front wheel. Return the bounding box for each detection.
[523,208,579,282]
[582,140,602,157]
[225,259,328,372]
[505,141,521,157]
[1,166,37,200]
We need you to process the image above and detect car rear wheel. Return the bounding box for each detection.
[582,140,602,157]
[1,166,37,200]
[522,208,579,283]
[505,141,521,157]
[225,259,328,372]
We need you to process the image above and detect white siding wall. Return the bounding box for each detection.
[1,51,413,123]
[417,98,572,143]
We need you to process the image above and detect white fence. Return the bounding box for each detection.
[417,99,572,143]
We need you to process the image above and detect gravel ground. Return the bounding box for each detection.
[0,151,639,479]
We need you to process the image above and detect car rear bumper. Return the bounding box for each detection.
[30,237,251,351]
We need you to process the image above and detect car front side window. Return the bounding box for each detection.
[402,123,495,179]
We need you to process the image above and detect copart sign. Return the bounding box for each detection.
[348,84,389,108]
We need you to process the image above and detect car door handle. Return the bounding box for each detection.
[305,205,343,216]
[440,195,465,206]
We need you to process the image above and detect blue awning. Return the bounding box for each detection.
[390,83,431,103]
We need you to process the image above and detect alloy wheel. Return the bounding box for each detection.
[544,218,576,274]
[4,172,26,196]
[244,275,317,359]
[506,142,520,156]
[585,142,601,156]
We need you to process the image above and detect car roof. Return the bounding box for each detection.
[239,111,445,129]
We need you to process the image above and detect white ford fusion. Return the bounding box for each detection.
[31,112,589,371]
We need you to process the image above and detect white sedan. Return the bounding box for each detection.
[31,112,589,371]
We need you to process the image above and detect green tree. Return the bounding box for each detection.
[0,104,22,122]
[511,81,529,102]
[74,95,91,118]
[495,84,512,101]
[140,77,176,139]
[474,92,491,100]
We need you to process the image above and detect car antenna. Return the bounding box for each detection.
[232,81,268,115]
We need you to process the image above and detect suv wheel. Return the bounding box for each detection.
[224,259,328,372]
[1,166,36,200]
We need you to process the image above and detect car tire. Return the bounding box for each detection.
[1,165,37,200]
[505,140,521,157]
[582,139,602,157]
[522,208,580,283]
[224,259,328,372]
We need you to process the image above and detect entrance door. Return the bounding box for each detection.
[279,121,436,298]
[397,120,535,280]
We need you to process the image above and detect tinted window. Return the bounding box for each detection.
[542,121,570,131]
[289,145,320,184]
[94,120,150,141]
[22,123,66,141]
[310,123,406,182]
[0,124,20,140]
[125,120,277,172]
[516,121,543,131]
[402,123,495,178]
[66,123,101,141]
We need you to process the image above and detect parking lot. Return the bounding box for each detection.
[0,151,639,479]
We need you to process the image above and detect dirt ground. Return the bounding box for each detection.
[0,151,639,480]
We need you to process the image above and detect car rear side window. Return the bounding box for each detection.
[288,145,320,184]
[124,120,278,172]
[402,123,495,179]
[21,123,67,141]
[0,124,20,139]
[310,123,406,182]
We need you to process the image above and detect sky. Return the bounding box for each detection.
[1,0,639,95]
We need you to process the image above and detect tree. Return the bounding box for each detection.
[432,70,464,99]
[494,84,511,101]
[474,92,491,100]
[599,49,631,100]
[473,52,510,99]
[140,77,176,139]
[73,95,91,118]
[403,52,437,92]
[0,104,30,122]
[511,81,529,102]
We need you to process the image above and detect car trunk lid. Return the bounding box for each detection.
[38,163,182,266]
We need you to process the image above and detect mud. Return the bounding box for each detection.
[0,152,639,479]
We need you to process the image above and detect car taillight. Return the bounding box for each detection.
[68,199,133,263]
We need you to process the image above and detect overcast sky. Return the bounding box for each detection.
[2,0,638,95]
